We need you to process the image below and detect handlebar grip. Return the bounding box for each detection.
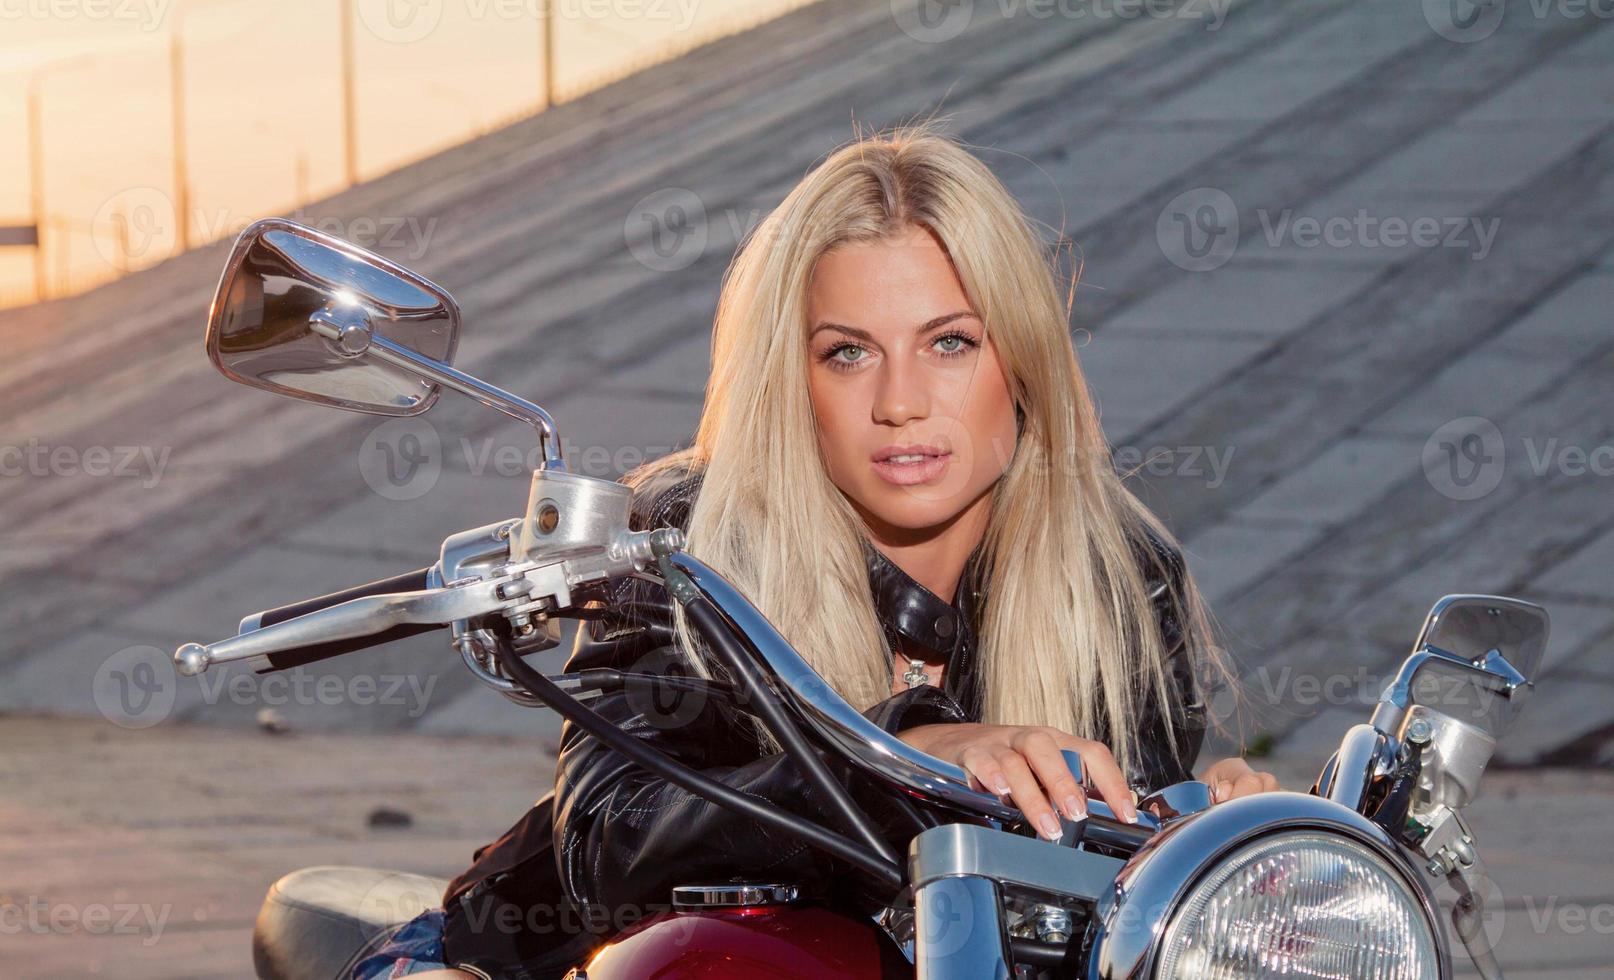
[246,567,441,673]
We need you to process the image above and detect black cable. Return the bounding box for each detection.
[679,592,903,870]
[572,667,737,701]
[1370,746,1422,836]
[1011,936,1072,968]
[488,637,904,892]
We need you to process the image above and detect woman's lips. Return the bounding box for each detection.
[871,451,953,486]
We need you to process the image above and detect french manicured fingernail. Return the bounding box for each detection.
[1039,813,1062,840]
[1065,795,1086,820]
[993,776,1011,795]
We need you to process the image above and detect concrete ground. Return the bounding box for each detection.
[2,0,1612,975]
[0,714,547,979]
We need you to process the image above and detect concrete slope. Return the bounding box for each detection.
[1,0,1611,786]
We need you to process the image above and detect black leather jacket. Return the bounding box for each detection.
[548,470,1208,925]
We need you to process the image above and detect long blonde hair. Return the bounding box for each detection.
[626,123,1224,778]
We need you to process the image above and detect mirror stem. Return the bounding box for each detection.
[316,317,566,470]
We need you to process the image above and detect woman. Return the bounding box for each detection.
[361,124,1276,979]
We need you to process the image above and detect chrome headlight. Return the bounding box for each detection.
[1156,831,1438,978]
[1089,792,1447,980]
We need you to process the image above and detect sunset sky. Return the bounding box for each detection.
[0,0,798,307]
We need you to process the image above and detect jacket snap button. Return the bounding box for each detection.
[934,616,954,639]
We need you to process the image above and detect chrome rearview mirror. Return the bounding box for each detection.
[1414,593,1547,693]
[206,218,566,469]
[206,218,460,416]
[1373,594,1549,742]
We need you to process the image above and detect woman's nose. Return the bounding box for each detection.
[872,357,929,426]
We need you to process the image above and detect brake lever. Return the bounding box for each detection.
[174,575,524,676]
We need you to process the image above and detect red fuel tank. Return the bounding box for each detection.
[577,901,914,979]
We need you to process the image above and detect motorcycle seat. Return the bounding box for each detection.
[252,865,448,980]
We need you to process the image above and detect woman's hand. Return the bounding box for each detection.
[1200,756,1281,802]
[897,723,1139,839]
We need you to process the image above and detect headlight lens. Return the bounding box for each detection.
[1156,831,1438,979]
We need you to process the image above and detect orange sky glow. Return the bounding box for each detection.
[0,0,806,308]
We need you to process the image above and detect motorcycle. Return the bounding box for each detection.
[176,217,1548,979]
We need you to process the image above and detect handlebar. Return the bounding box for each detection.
[664,551,1161,842]
[174,536,1152,841]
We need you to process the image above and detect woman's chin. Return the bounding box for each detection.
[855,490,972,534]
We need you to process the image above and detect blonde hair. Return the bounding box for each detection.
[626,122,1226,778]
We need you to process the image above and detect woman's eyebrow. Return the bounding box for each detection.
[809,310,979,341]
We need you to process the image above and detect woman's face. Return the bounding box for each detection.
[806,223,1019,536]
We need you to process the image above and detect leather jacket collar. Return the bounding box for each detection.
[859,537,985,658]
[859,536,990,718]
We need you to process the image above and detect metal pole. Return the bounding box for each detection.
[170,16,192,254]
[26,82,46,302]
[341,0,358,184]
[542,0,556,108]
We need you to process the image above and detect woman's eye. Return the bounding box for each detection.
[932,332,979,357]
[824,343,868,368]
